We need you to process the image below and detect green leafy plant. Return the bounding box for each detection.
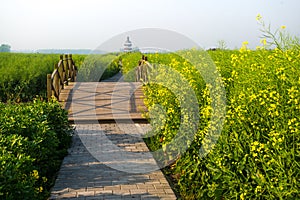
[0,53,86,102]
[120,46,300,199]
[77,53,121,82]
[0,99,72,199]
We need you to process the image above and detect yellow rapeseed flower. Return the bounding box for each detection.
[255,186,262,193]
[32,170,39,179]
[256,14,262,21]
[281,25,286,29]
[240,41,249,52]
[260,38,267,46]
[242,41,249,46]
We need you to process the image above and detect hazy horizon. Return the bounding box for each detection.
[1,0,299,51]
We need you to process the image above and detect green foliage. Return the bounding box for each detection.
[0,53,86,102]
[0,100,72,199]
[120,52,190,82]
[120,52,143,81]
[173,49,300,199]
[77,53,121,82]
[121,48,300,199]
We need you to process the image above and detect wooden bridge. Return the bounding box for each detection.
[48,55,177,199]
[59,81,147,122]
[47,54,148,121]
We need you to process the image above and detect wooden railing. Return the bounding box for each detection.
[135,56,151,82]
[47,54,77,101]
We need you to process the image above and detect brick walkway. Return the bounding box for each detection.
[51,75,177,199]
[50,123,177,200]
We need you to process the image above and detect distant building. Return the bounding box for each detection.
[120,36,139,52]
[123,36,132,52]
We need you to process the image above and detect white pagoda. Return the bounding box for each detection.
[120,36,139,52]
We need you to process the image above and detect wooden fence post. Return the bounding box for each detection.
[72,54,77,82]
[63,54,69,85]
[47,54,78,101]
[54,63,60,100]
[47,74,52,100]
[68,54,75,82]
[58,62,64,90]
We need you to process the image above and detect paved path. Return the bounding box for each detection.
[50,123,176,199]
[50,75,177,199]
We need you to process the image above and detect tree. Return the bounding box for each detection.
[0,44,11,52]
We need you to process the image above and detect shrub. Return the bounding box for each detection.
[0,99,72,199]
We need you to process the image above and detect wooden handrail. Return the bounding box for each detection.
[135,55,152,82]
[47,54,77,101]
[135,61,151,83]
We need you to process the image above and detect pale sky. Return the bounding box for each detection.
[1,0,299,50]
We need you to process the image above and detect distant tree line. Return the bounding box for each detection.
[0,44,11,52]
[36,49,92,54]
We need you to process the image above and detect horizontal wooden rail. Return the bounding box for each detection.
[47,54,77,101]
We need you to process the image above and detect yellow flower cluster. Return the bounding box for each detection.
[240,41,250,53]
[31,169,39,179]
[31,170,47,193]
[121,47,300,199]
[250,141,269,163]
